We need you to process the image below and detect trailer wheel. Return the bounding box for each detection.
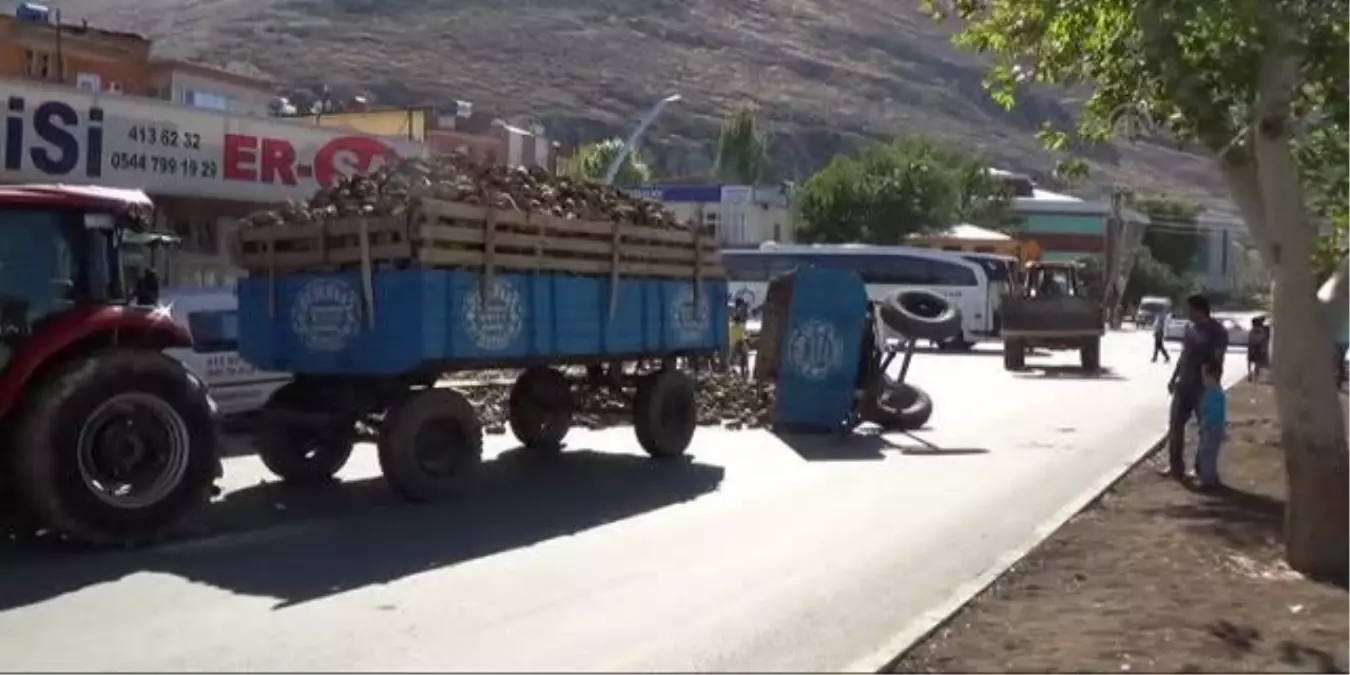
[508,367,573,454]
[633,370,697,459]
[863,381,934,430]
[1003,338,1027,371]
[1081,337,1102,371]
[378,388,482,502]
[9,349,218,546]
[879,289,963,342]
[255,385,355,486]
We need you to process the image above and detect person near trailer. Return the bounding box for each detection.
[1151,310,1171,364]
[1164,293,1228,480]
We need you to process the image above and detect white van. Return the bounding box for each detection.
[159,286,291,417]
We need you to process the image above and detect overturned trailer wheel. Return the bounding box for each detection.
[378,388,483,502]
[633,370,697,459]
[508,367,573,454]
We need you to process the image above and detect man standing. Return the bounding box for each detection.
[1165,294,1228,479]
[1151,310,1170,364]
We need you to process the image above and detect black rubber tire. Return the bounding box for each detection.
[863,381,934,430]
[9,349,219,547]
[878,289,963,342]
[255,383,355,486]
[1081,337,1102,371]
[508,367,573,453]
[1004,338,1027,371]
[633,370,697,459]
[378,388,482,502]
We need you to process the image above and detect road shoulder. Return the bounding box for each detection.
[889,380,1349,673]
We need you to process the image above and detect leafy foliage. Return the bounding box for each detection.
[557,138,653,186]
[795,136,1014,244]
[1126,245,1195,307]
[714,105,769,185]
[1135,195,1204,277]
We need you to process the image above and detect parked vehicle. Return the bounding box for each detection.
[0,185,221,546]
[723,243,998,349]
[159,286,293,417]
[1134,296,1172,326]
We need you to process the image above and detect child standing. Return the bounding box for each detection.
[1195,361,1227,490]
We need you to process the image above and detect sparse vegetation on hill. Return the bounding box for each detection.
[59,0,1226,199]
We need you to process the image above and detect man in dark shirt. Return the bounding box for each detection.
[1165,293,1229,478]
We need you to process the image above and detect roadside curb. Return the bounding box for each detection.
[843,432,1169,673]
[845,377,1246,673]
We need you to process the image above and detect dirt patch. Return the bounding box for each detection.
[892,381,1349,674]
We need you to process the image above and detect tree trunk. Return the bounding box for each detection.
[1238,55,1350,578]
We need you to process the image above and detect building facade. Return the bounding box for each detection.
[0,11,152,95]
[148,59,277,116]
[626,184,796,247]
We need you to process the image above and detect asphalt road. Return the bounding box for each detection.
[0,333,1247,672]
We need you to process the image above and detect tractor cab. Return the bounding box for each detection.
[0,185,169,370]
[1020,260,1088,299]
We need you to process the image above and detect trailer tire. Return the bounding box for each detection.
[378,388,482,502]
[508,367,573,454]
[863,381,934,430]
[255,384,355,486]
[879,290,963,342]
[633,370,697,459]
[1003,338,1027,371]
[1081,337,1102,372]
[9,349,219,547]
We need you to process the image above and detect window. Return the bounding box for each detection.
[186,90,230,111]
[187,310,239,353]
[929,260,978,286]
[22,49,61,80]
[0,208,76,331]
[75,73,101,91]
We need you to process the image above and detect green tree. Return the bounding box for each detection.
[1135,196,1204,277]
[558,138,653,186]
[714,105,768,185]
[1124,245,1194,308]
[795,136,1013,244]
[928,0,1348,576]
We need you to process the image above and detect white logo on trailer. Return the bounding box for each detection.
[671,285,711,343]
[463,277,525,351]
[291,277,361,353]
[786,319,844,381]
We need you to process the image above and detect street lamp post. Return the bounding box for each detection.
[602,93,681,186]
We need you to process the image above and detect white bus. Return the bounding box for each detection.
[722,243,1001,347]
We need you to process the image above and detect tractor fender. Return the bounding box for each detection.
[0,306,190,418]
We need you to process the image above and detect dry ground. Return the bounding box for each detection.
[892,380,1349,674]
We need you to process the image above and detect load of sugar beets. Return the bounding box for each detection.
[238,154,777,428]
[239,153,688,231]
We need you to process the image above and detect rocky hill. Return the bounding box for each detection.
[56,0,1228,202]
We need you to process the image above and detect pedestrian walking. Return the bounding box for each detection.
[1246,316,1269,381]
[1194,361,1227,490]
[1164,294,1228,479]
[1151,311,1170,364]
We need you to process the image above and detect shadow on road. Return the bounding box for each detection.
[910,346,1051,358]
[1012,365,1127,381]
[0,448,724,612]
[773,428,989,461]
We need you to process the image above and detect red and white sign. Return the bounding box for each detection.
[0,79,424,204]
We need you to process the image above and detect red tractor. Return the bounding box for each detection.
[0,184,221,546]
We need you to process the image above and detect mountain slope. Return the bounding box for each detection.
[54,0,1227,201]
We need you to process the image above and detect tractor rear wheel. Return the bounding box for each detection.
[9,349,219,546]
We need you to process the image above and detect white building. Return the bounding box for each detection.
[148,59,277,117]
[625,183,797,247]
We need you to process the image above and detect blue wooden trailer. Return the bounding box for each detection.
[234,200,727,501]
